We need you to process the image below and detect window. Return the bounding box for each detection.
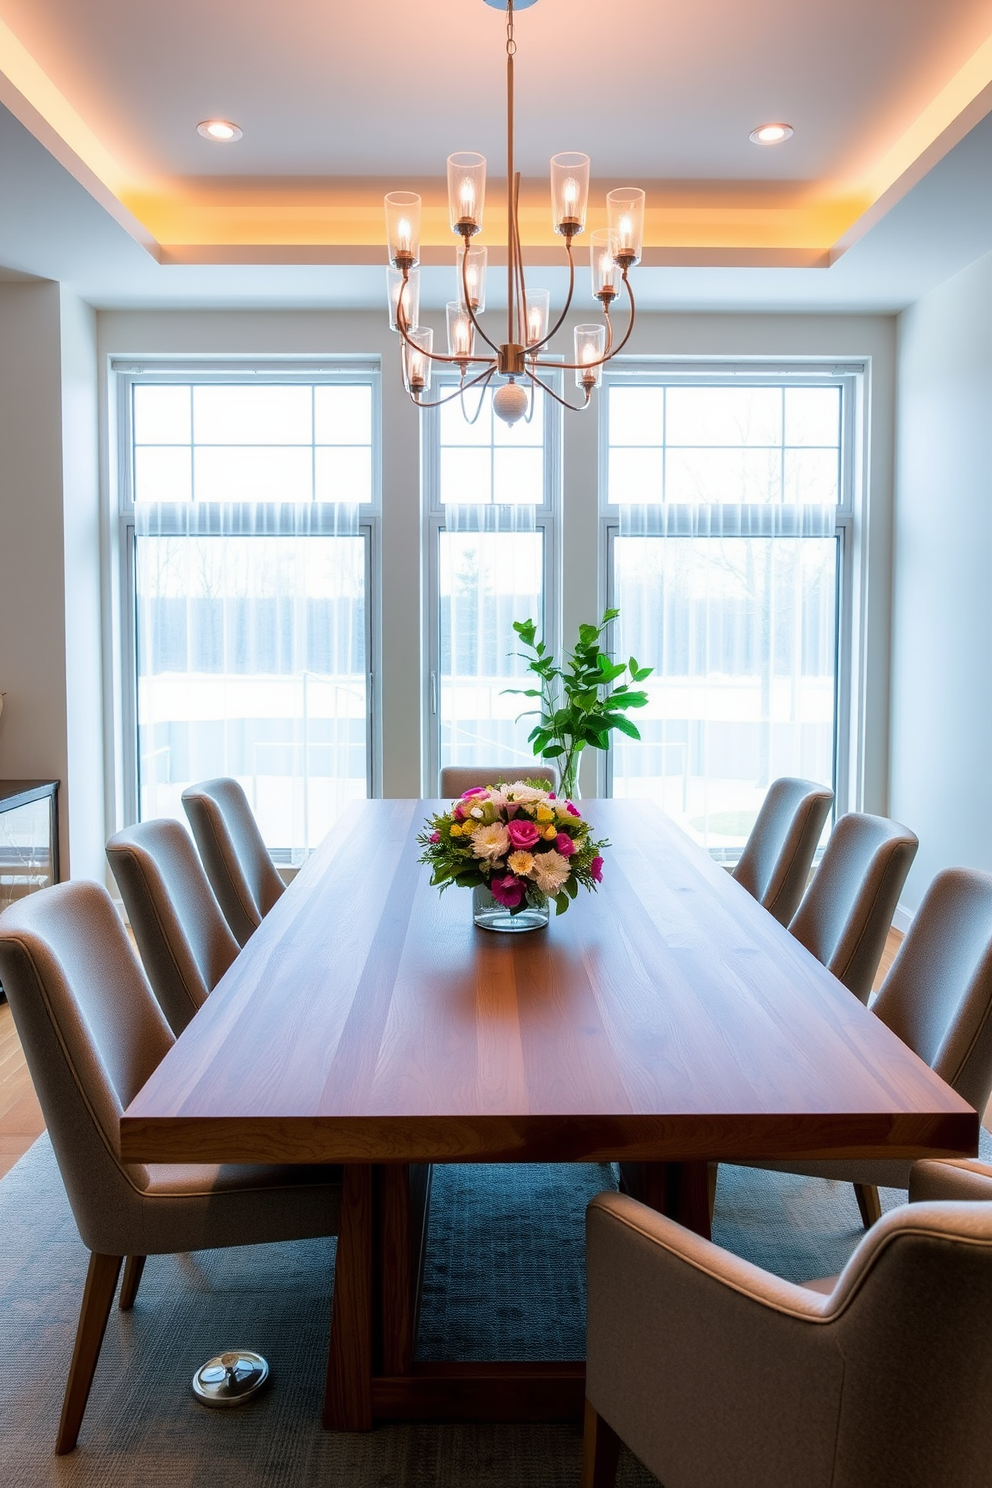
[604,368,857,858]
[117,365,378,860]
[424,380,560,792]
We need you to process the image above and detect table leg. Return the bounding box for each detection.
[323,1164,374,1430]
[377,1163,433,1375]
[618,1160,712,1240]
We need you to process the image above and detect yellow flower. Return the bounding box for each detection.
[536,804,554,821]
[449,822,462,836]
[508,850,535,875]
[542,823,557,840]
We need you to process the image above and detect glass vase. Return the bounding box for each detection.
[472,885,550,933]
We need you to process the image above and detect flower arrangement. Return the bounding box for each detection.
[418,780,607,917]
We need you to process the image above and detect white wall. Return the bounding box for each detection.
[95,308,895,820]
[0,282,69,863]
[0,281,104,880]
[890,248,992,912]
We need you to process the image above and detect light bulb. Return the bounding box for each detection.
[397,218,412,254]
[528,308,542,344]
[563,177,578,208]
[460,178,476,218]
[618,215,633,250]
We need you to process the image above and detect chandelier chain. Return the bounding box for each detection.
[506,0,516,58]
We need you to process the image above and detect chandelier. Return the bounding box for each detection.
[384,0,644,425]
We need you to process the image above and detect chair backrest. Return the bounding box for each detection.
[873,868,992,1112]
[732,777,834,926]
[827,1198,992,1483]
[789,812,918,1003]
[439,763,557,798]
[181,778,284,947]
[0,881,173,1252]
[106,818,240,1035]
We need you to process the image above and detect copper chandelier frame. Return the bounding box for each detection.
[384,0,645,423]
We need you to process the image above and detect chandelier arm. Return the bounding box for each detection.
[460,249,500,355]
[525,367,591,413]
[527,238,576,356]
[411,365,497,410]
[606,270,637,360]
[459,366,497,425]
[517,171,532,348]
[395,274,493,366]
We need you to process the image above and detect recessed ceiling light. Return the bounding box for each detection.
[197,119,243,143]
[749,122,794,145]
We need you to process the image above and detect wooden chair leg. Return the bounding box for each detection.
[854,1183,882,1229]
[581,1399,622,1488]
[57,1252,123,1455]
[119,1255,146,1311]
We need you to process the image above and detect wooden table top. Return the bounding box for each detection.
[120,798,977,1167]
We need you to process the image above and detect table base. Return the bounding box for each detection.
[323,1158,709,1430]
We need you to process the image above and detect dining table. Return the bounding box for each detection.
[120,797,977,1431]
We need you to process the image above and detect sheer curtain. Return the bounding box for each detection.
[609,381,841,858]
[439,501,542,775]
[134,498,365,862]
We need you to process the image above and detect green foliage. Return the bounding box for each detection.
[504,610,652,797]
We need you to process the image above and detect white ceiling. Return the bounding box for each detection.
[1,0,992,312]
[2,0,990,182]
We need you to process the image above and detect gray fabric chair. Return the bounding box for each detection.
[106,818,240,1035]
[0,881,341,1454]
[732,777,834,926]
[439,763,557,798]
[583,1178,992,1488]
[745,867,992,1227]
[788,811,919,1004]
[181,778,285,947]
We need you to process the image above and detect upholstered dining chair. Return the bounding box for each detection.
[732,777,834,926]
[0,881,341,1454]
[106,818,240,1035]
[583,1165,992,1488]
[181,777,284,947]
[439,762,557,798]
[788,811,918,1004]
[743,866,992,1228]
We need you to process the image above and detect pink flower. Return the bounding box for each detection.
[506,818,540,850]
[430,831,441,843]
[565,801,581,817]
[453,804,465,820]
[555,832,577,857]
[461,786,489,798]
[490,874,525,908]
[548,792,556,799]
[590,855,604,883]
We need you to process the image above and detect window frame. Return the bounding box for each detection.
[113,358,382,840]
[598,359,864,816]
[421,373,563,795]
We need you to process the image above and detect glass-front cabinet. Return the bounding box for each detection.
[0,781,59,921]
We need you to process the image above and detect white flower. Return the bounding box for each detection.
[504,783,548,803]
[470,806,485,818]
[532,849,571,895]
[471,823,511,862]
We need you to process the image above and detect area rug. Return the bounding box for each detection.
[1,1135,987,1486]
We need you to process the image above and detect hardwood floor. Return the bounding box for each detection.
[0,999,46,1179]
[1,926,985,1184]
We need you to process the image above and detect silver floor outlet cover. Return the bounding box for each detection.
[192,1351,270,1407]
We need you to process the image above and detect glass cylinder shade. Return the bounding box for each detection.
[385,192,421,268]
[607,188,645,267]
[574,323,606,389]
[524,288,550,349]
[446,301,476,360]
[402,326,433,395]
[447,153,486,237]
[590,230,620,301]
[387,267,420,332]
[457,246,488,312]
[550,153,590,236]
